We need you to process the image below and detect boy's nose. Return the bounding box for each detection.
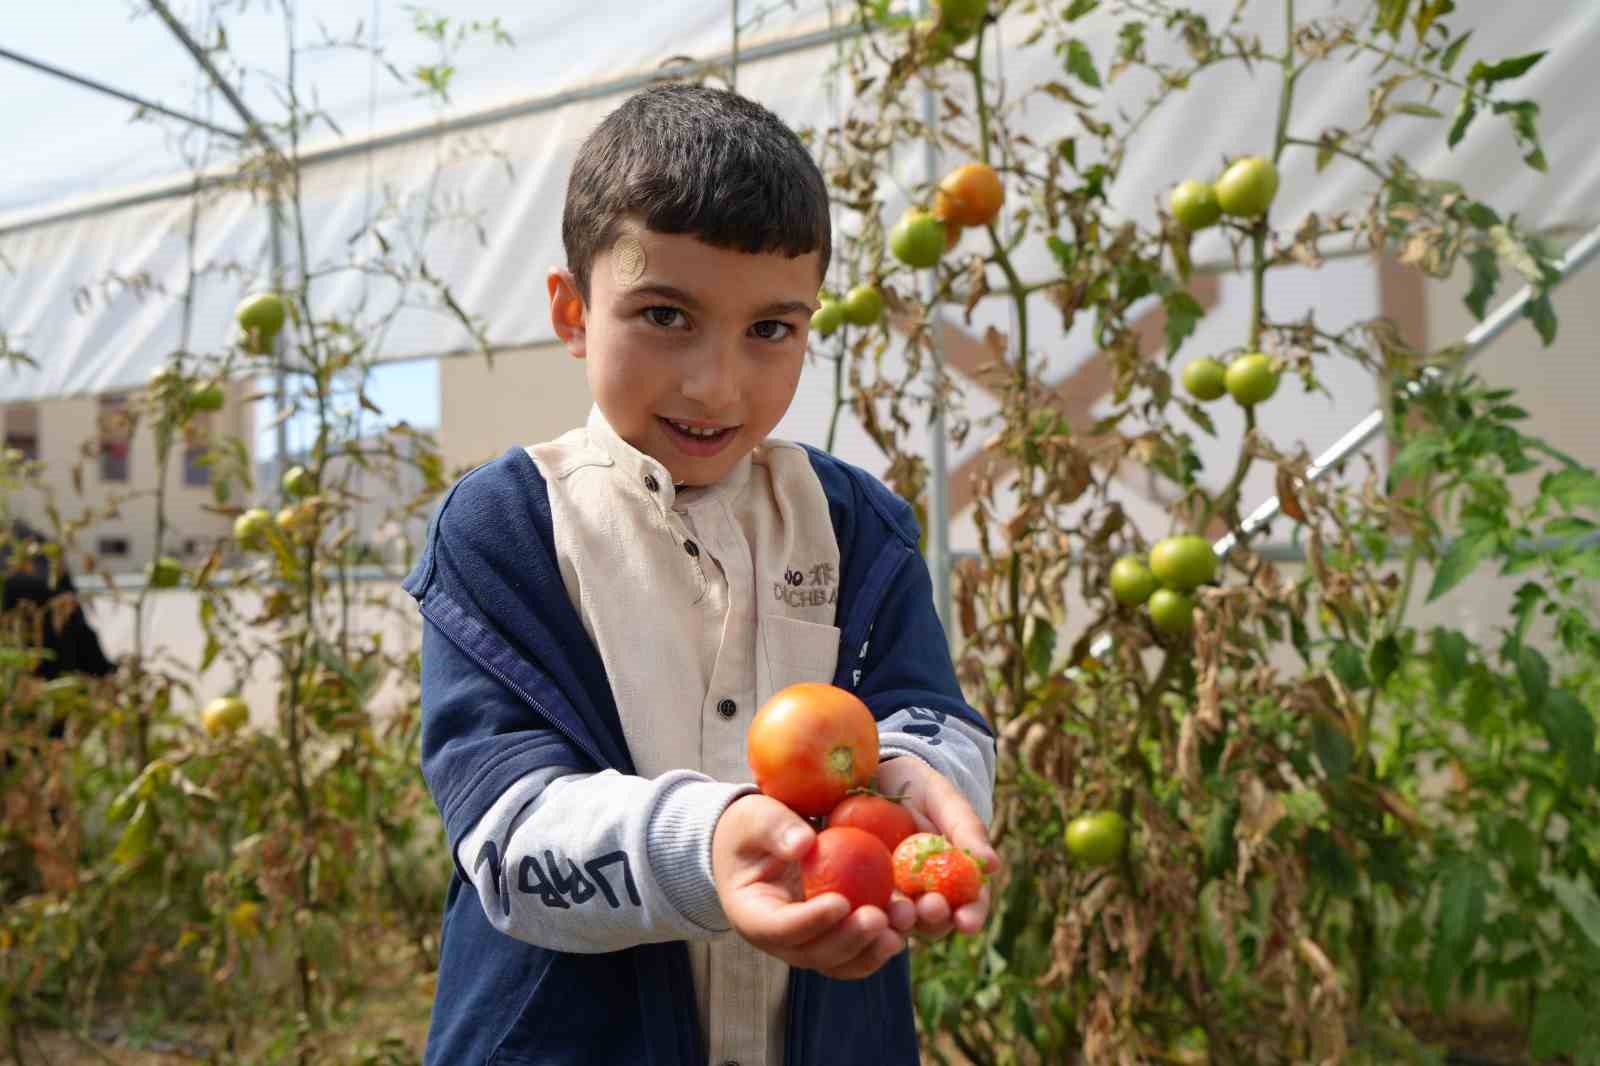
[679,342,740,410]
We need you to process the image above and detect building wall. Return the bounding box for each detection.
[4,382,253,574]
[438,344,592,473]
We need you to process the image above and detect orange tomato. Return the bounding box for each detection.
[747,683,878,817]
[933,162,1005,228]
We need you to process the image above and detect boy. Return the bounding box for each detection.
[404,83,997,1066]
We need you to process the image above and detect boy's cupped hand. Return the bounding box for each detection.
[873,756,999,941]
[712,793,905,980]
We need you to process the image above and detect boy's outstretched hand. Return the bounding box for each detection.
[712,793,906,980]
[874,756,1000,941]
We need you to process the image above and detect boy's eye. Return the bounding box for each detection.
[644,307,686,328]
[751,320,794,341]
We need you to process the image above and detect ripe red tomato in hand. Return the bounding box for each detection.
[891,832,948,897]
[827,792,919,853]
[748,683,879,817]
[800,827,894,911]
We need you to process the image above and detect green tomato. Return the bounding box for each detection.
[1148,587,1197,635]
[188,383,226,412]
[841,284,884,327]
[233,507,273,549]
[1181,357,1228,401]
[1108,556,1158,607]
[281,465,316,499]
[889,211,947,269]
[202,695,250,737]
[811,300,845,337]
[147,556,184,590]
[1225,353,1280,407]
[1149,535,1217,590]
[1214,156,1279,219]
[234,291,288,337]
[1064,810,1127,866]
[1169,179,1222,231]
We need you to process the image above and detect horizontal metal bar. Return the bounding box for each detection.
[0,44,245,141]
[0,16,863,239]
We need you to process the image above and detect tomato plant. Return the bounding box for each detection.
[747,683,878,816]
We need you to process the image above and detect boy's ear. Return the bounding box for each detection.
[547,268,586,358]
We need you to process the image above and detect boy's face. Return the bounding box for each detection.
[548,224,821,487]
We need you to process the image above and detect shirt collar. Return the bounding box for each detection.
[585,405,752,510]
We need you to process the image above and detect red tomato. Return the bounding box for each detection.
[747,683,879,817]
[921,848,984,907]
[827,793,918,854]
[800,827,894,911]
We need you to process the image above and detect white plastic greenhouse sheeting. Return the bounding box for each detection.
[2,0,1598,403]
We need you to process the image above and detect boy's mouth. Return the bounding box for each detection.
[659,416,739,458]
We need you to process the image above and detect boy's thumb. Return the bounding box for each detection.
[774,816,816,862]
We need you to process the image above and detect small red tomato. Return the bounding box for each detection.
[921,848,984,908]
[827,793,919,854]
[747,683,879,817]
[800,827,895,912]
[891,832,948,897]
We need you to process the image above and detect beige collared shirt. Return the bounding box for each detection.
[529,406,844,1066]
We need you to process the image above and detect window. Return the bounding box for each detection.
[98,394,132,483]
[184,411,211,488]
[97,536,130,559]
[2,402,39,460]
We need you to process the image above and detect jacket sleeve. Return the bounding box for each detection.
[848,498,996,828]
[421,618,756,952]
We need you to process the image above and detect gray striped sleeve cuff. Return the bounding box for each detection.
[647,778,759,933]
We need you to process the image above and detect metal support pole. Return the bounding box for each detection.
[0,46,244,140]
[913,0,952,626]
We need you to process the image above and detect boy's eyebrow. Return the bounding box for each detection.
[623,282,815,318]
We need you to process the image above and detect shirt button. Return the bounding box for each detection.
[684,539,700,557]
[717,698,737,719]
[643,473,659,493]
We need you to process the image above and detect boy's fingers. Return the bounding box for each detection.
[823,926,906,981]
[919,772,999,872]
[737,892,849,949]
[801,906,892,973]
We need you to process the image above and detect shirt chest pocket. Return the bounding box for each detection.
[757,615,841,704]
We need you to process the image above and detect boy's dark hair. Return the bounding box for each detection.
[563,82,831,298]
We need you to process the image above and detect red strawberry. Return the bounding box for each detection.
[921,847,984,908]
[891,832,949,897]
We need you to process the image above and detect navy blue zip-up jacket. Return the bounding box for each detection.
[404,443,992,1065]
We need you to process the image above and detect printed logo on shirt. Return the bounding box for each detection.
[773,561,838,609]
[473,841,642,914]
[900,706,947,746]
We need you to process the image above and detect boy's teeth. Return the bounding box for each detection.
[671,420,723,438]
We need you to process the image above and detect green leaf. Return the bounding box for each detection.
[1440,31,1472,73]
[1542,689,1596,788]
[1447,92,1477,148]
[1046,235,1076,272]
[1375,0,1409,37]
[1516,644,1550,710]
[1464,246,1498,318]
[1526,291,1557,344]
[1545,468,1600,512]
[1467,51,1547,87]
[1436,857,1488,961]
[1163,289,1205,354]
[1394,102,1444,119]
[1026,617,1057,681]
[1305,829,1358,896]
[1065,40,1102,89]
[1530,991,1586,1059]
[1425,531,1497,603]
[1064,0,1099,19]
[1312,717,1354,780]
[1329,642,1369,691]
[1369,635,1402,688]
[1545,516,1598,540]
[1497,817,1542,884]
[1431,628,1470,696]
[1545,873,1600,951]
